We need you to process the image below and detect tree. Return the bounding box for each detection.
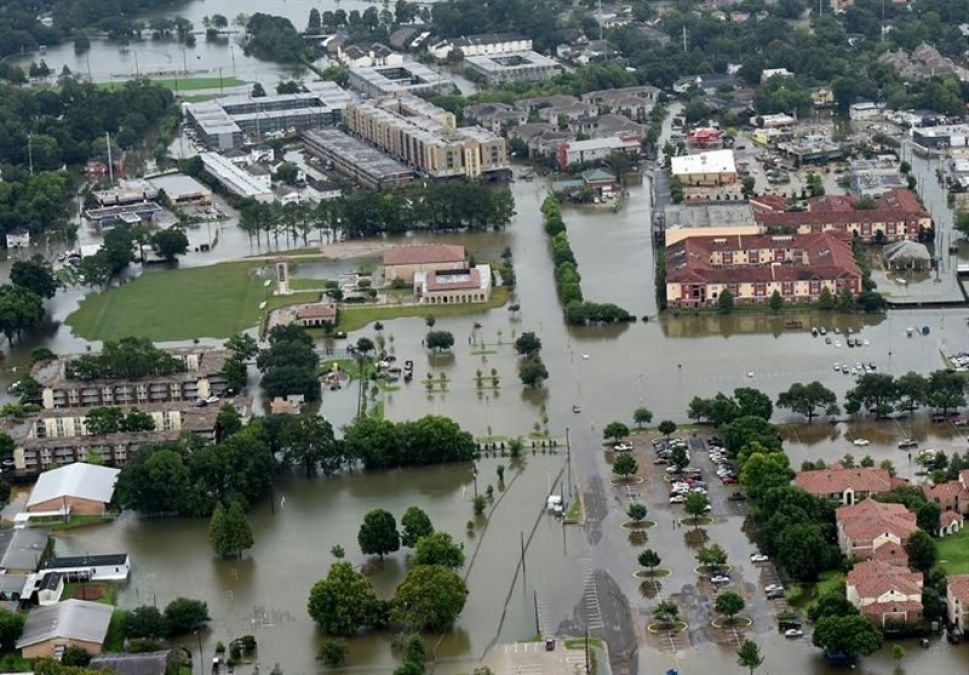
[696,544,727,570]
[11,256,57,299]
[896,371,928,415]
[627,503,647,523]
[603,421,630,443]
[281,415,340,475]
[425,330,455,352]
[392,565,468,631]
[60,646,91,667]
[318,639,348,666]
[215,404,242,441]
[775,523,832,581]
[737,640,763,675]
[811,615,883,657]
[807,585,859,622]
[817,286,835,310]
[657,420,677,437]
[684,491,710,525]
[252,82,266,97]
[905,530,936,572]
[163,598,210,636]
[734,387,773,420]
[209,500,254,558]
[722,416,781,456]
[400,506,434,547]
[0,284,44,344]
[633,407,653,429]
[927,369,966,414]
[670,445,689,471]
[514,332,542,357]
[613,454,638,481]
[892,644,905,663]
[776,382,837,422]
[518,356,548,387]
[652,600,679,626]
[916,502,941,533]
[768,290,783,313]
[150,228,189,261]
[0,608,25,651]
[638,548,661,573]
[714,591,745,624]
[717,289,734,314]
[412,532,465,569]
[358,509,400,558]
[125,605,166,639]
[226,333,258,362]
[308,561,383,636]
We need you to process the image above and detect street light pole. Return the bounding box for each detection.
[194,629,204,675]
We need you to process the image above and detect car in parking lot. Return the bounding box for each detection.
[710,575,730,584]
[614,443,633,451]
[750,553,769,563]
[784,628,804,639]
[852,438,870,446]
[766,589,786,600]
[669,495,686,504]
[653,457,669,464]
[721,475,738,484]
[898,439,918,449]
[764,584,784,593]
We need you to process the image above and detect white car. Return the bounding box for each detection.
[852,439,870,447]
[784,628,804,639]
[750,553,769,563]
[614,443,633,451]
[669,495,686,504]
[833,363,840,371]
[710,575,730,584]
[764,584,784,593]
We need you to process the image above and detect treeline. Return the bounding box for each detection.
[343,416,476,470]
[0,256,58,345]
[257,325,321,402]
[67,337,185,380]
[230,182,515,244]
[431,0,564,52]
[540,195,632,326]
[244,13,308,63]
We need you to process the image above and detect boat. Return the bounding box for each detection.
[572,405,581,413]
[819,327,827,335]
[906,327,914,337]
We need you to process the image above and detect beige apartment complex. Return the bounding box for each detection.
[344,96,509,180]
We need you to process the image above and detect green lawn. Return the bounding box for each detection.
[335,287,510,332]
[66,262,271,341]
[104,609,129,652]
[97,76,247,92]
[34,513,115,530]
[786,569,844,609]
[938,527,969,574]
[290,277,332,290]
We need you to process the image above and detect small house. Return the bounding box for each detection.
[296,303,337,328]
[5,229,30,249]
[27,463,120,516]
[36,572,64,606]
[17,599,113,658]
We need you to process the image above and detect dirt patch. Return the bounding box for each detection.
[69,583,107,601]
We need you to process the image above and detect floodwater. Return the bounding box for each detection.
[9,0,436,85]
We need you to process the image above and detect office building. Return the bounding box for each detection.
[347,63,455,98]
[464,51,562,86]
[301,128,413,190]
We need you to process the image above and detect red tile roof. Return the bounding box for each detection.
[424,268,481,292]
[296,303,337,319]
[383,245,465,266]
[922,480,968,501]
[836,499,917,543]
[961,470,969,489]
[872,544,909,566]
[665,232,861,285]
[940,510,964,527]
[948,574,969,605]
[754,189,929,230]
[847,559,923,599]
[795,466,892,497]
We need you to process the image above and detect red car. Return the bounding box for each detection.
[721,475,738,485]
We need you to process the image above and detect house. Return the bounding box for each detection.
[414,265,492,305]
[673,73,736,95]
[555,134,642,167]
[17,599,114,658]
[27,463,120,516]
[687,127,724,148]
[36,572,64,606]
[429,33,532,60]
[5,229,30,249]
[666,233,862,308]
[884,240,931,270]
[91,651,173,675]
[939,510,964,537]
[835,499,917,564]
[846,560,923,626]
[670,149,737,187]
[383,245,466,283]
[464,103,527,134]
[0,573,28,606]
[760,68,793,83]
[270,396,304,416]
[0,529,50,574]
[794,465,893,504]
[304,178,342,202]
[42,553,131,582]
[273,185,302,206]
[947,574,969,632]
[849,101,885,121]
[296,303,337,327]
[922,470,969,514]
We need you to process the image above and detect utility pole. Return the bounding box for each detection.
[520,531,526,576]
[566,427,573,499]
[682,26,687,52]
[106,132,114,183]
[27,133,33,175]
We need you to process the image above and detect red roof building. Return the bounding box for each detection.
[296,303,337,327]
[846,559,923,626]
[687,127,724,148]
[754,189,931,243]
[794,464,893,504]
[665,232,861,308]
[383,245,467,283]
[947,574,969,631]
[836,499,917,564]
[921,469,969,516]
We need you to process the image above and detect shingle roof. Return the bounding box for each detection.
[948,574,969,605]
[17,599,113,647]
[91,651,172,675]
[795,466,892,497]
[836,499,917,542]
[0,529,49,571]
[27,463,120,508]
[383,245,465,266]
[847,559,923,599]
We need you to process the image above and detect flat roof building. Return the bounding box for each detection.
[663,202,759,246]
[27,463,120,515]
[348,63,455,98]
[184,82,352,150]
[429,33,532,60]
[300,128,413,190]
[555,134,642,167]
[671,149,737,186]
[912,124,969,151]
[465,51,563,86]
[200,152,273,202]
[147,173,213,205]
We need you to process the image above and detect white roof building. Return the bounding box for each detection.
[27,463,120,511]
[671,149,737,177]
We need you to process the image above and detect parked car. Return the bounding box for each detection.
[852,439,870,447]
[898,439,918,449]
[614,443,633,451]
[784,628,804,639]
[669,495,686,504]
[750,553,769,563]
[710,575,730,584]
[764,584,784,593]
[766,589,786,600]
[653,457,669,465]
[721,475,739,485]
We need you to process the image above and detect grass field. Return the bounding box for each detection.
[66,262,270,341]
[786,569,844,609]
[938,526,969,574]
[335,287,510,332]
[97,76,247,92]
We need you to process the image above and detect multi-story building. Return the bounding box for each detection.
[555,134,642,167]
[947,574,969,633]
[463,103,528,134]
[846,560,923,626]
[344,96,509,180]
[347,63,455,98]
[199,153,274,202]
[794,464,894,504]
[670,149,737,187]
[754,188,932,242]
[429,33,532,60]
[464,51,563,86]
[665,233,862,309]
[912,124,969,152]
[301,128,413,190]
[185,83,351,149]
[32,348,231,411]
[836,499,917,565]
